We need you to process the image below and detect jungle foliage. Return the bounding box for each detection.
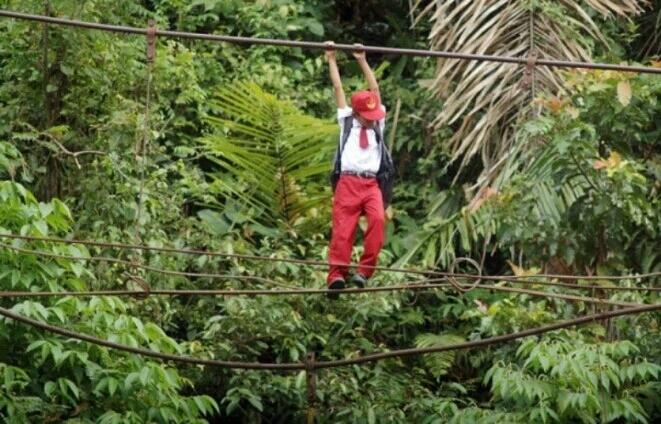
[0,0,659,423]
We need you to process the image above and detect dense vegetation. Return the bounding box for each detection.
[0,0,659,422]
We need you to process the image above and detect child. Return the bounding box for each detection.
[325,42,395,299]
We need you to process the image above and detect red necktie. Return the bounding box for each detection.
[359,127,369,149]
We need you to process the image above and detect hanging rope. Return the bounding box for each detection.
[133,19,156,247]
[447,256,483,293]
[527,0,537,104]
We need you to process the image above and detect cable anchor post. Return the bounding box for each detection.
[520,51,538,90]
[146,19,156,65]
[305,352,317,424]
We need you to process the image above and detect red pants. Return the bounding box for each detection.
[327,175,385,284]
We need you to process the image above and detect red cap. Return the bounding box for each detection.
[351,90,385,121]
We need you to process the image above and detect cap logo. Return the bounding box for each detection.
[366,96,376,110]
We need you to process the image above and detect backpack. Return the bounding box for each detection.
[330,116,395,208]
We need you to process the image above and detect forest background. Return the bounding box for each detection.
[0,0,660,423]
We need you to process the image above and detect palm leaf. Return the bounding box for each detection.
[411,0,648,190]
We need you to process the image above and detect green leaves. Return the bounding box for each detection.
[412,0,647,188]
[197,209,229,235]
[0,363,30,393]
[487,334,658,423]
[200,81,336,228]
[191,395,220,416]
[0,141,24,179]
[415,333,464,378]
[0,154,212,422]
[223,386,263,414]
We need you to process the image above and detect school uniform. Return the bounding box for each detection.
[327,91,394,287]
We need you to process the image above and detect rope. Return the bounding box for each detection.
[528,0,538,115]
[133,20,156,246]
[0,9,659,75]
[0,281,451,298]
[0,275,648,307]
[2,241,659,296]
[0,303,657,370]
[1,233,659,287]
[0,242,298,289]
[1,239,650,304]
[529,0,535,90]
[448,257,482,293]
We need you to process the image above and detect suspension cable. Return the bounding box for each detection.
[0,9,659,75]
[0,303,657,370]
[0,241,298,289]
[2,233,659,285]
[0,276,647,308]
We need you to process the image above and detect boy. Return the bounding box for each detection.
[325,42,395,299]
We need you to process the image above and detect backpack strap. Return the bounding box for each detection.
[340,115,353,152]
[333,116,354,164]
[331,116,354,190]
[373,122,383,145]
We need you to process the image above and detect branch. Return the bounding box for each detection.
[38,135,106,169]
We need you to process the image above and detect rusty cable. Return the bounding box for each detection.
[0,303,658,370]
[1,234,659,288]
[0,241,298,289]
[0,9,659,74]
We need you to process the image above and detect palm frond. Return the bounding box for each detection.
[200,81,337,227]
[412,0,648,190]
[397,127,596,269]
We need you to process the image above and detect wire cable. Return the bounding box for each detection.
[2,233,659,286]
[0,303,658,370]
[0,9,659,75]
[0,278,647,308]
[0,241,298,289]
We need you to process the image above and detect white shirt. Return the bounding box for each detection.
[337,105,386,174]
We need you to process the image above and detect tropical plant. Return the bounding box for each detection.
[399,65,660,275]
[486,334,661,423]
[1,0,660,422]
[410,0,649,193]
[635,3,661,57]
[0,174,218,423]
[200,81,337,228]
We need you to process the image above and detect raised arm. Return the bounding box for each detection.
[352,43,380,101]
[325,41,347,109]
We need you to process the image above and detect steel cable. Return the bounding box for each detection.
[0,303,658,370]
[0,9,659,74]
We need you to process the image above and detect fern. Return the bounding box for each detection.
[201,81,336,227]
[415,333,465,378]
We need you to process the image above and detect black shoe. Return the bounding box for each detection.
[327,279,345,300]
[350,273,367,288]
